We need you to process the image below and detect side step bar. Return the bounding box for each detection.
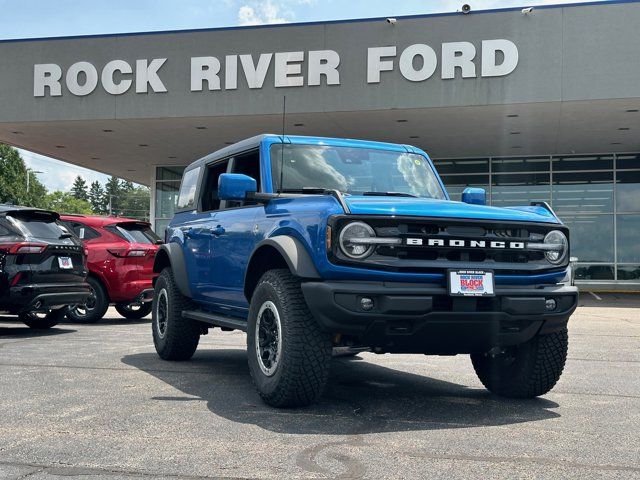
[182,310,248,332]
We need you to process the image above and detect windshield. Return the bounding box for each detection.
[270,144,446,199]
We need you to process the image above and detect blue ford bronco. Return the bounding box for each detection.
[152,134,578,407]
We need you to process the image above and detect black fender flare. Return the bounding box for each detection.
[244,236,321,300]
[153,243,192,298]
[251,236,321,279]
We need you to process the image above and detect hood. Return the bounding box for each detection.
[343,196,559,224]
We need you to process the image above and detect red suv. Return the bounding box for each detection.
[60,215,160,322]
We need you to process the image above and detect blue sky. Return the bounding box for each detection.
[3,0,608,191]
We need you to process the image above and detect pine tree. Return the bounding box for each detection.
[103,176,122,215]
[88,181,105,214]
[70,175,89,201]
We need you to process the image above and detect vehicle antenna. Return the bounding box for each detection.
[278,96,286,195]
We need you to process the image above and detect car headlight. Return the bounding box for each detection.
[338,221,376,259]
[543,230,568,265]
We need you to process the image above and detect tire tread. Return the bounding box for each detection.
[472,328,568,398]
[153,268,200,361]
[248,269,332,407]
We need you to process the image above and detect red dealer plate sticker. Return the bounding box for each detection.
[448,270,495,297]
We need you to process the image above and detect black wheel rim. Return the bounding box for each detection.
[255,301,282,376]
[156,288,168,338]
[70,285,96,317]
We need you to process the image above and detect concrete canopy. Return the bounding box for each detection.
[1,1,639,185]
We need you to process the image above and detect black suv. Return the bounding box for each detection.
[0,205,90,329]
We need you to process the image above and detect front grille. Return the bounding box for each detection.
[329,215,568,274]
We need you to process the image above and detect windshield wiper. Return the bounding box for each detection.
[362,191,418,198]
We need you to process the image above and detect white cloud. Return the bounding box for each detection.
[238,1,289,25]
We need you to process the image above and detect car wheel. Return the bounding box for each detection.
[471,328,568,398]
[115,302,153,319]
[247,269,333,408]
[20,308,66,329]
[66,277,109,323]
[152,267,200,361]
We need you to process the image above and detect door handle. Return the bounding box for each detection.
[211,225,225,236]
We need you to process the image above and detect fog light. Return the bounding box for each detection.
[545,298,557,311]
[360,297,374,311]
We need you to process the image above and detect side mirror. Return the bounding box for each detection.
[461,187,486,205]
[218,173,257,201]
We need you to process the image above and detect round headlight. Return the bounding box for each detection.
[339,222,376,259]
[544,230,568,265]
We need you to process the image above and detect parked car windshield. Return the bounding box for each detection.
[270,144,446,199]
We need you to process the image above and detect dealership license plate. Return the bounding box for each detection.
[448,270,494,297]
[58,256,73,269]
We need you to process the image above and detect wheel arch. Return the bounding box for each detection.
[153,243,192,298]
[244,236,320,302]
[86,271,111,302]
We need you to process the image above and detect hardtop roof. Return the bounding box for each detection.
[185,134,420,172]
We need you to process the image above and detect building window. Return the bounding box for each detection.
[561,214,614,263]
[492,172,551,207]
[433,158,489,201]
[552,171,613,216]
[616,170,640,213]
[155,166,185,235]
[617,214,640,264]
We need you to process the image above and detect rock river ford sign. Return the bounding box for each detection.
[33,39,518,97]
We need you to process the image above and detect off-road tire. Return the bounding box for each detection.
[471,328,568,398]
[115,302,153,319]
[152,267,200,361]
[21,308,66,329]
[247,269,332,408]
[66,276,109,323]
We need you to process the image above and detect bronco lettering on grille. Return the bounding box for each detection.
[406,238,526,249]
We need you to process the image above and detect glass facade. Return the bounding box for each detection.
[433,153,640,284]
[155,166,185,235]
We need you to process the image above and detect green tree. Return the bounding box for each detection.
[103,176,122,215]
[88,181,106,214]
[118,185,151,221]
[70,175,89,201]
[0,144,47,208]
[44,191,93,214]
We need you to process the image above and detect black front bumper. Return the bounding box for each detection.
[301,281,578,354]
[2,282,92,313]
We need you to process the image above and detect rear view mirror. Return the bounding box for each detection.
[218,173,257,201]
[461,187,486,205]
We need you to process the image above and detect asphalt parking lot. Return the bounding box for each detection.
[0,294,638,479]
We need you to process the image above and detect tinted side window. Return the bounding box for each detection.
[228,150,261,208]
[0,219,12,237]
[176,167,200,210]
[69,222,101,240]
[201,160,230,212]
